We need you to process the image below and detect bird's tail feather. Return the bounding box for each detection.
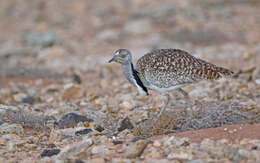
[216,66,234,78]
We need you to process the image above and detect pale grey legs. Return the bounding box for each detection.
[157,88,189,119]
[157,93,171,118]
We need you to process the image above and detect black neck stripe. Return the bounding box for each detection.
[131,63,149,95]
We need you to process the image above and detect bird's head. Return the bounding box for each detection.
[108,49,132,65]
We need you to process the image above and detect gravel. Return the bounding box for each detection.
[0,0,260,162]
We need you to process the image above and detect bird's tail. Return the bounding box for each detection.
[216,66,234,78]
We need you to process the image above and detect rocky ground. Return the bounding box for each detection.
[0,0,260,162]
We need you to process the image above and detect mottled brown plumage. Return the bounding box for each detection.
[136,49,233,91]
[109,48,233,118]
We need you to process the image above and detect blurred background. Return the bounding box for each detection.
[0,0,259,75]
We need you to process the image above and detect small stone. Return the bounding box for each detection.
[22,96,36,105]
[238,149,250,158]
[3,134,25,152]
[120,100,135,110]
[112,140,123,145]
[174,137,190,148]
[23,31,59,47]
[74,159,84,163]
[0,123,24,134]
[0,137,5,145]
[112,158,132,163]
[125,139,148,158]
[62,85,85,100]
[57,138,93,160]
[153,140,161,147]
[47,143,56,148]
[56,127,85,137]
[145,159,170,163]
[118,117,134,132]
[164,136,190,148]
[255,79,260,85]
[88,158,105,163]
[91,145,108,155]
[75,128,93,136]
[167,151,193,160]
[41,149,61,157]
[55,112,93,129]
[200,139,215,150]
[1,134,21,141]
[95,125,105,132]
[187,159,205,163]
[13,93,27,102]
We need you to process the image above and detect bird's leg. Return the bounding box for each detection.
[177,88,189,99]
[157,93,170,119]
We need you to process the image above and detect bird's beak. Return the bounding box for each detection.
[108,57,115,63]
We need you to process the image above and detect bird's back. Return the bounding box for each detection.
[135,49,233,90]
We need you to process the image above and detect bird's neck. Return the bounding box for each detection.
[122,61,134,83]
[122,61,149,96]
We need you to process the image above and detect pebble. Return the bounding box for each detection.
[120,99,136,110]
[125,139,148,158]
[62,85,85,100]
[164,136,190,148]
[112,158,132,163]
[0,123,24,134]
[1,134,21,141]
[118,117,134,132]
[41,149,61,157]
[6,138,26,152]
[238,149,250,158]
[57,138,93,160]
[187,159,205,163]
[75,128,93,136]
[167,151,193,160]
[13,93,27,102]
[91,145,109,155]
[153,140,161,147]
[94,125,105,132]
[200,139,215,150]
[88,158,105,163]
[0,137,5,145]
[22,96,36,105]
[56,127,87,137]
[145,159,170,163]
[255,79,260,85]
[55,112,93,129]
[23,31,59,47]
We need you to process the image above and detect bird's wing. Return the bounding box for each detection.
[137,49,232,89]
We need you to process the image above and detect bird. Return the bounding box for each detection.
[108,49,233,118]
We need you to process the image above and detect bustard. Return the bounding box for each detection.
[109,49,233,118]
